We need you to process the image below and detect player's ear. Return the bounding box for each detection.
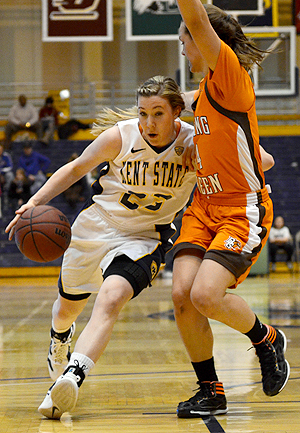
[174,106,181,119]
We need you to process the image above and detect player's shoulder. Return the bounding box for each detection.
[177,118,194,141]
[117,118,139,129]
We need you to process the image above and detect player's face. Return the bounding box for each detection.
[179,22,208,75]
[138,96,180,148]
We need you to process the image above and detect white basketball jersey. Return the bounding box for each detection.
[91,118,195,232]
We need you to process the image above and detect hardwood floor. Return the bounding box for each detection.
[0,268,299,432]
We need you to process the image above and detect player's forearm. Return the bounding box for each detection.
[176,0,206,29]
[29,162,84,206]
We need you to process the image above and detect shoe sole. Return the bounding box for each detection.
[38,396,63,420]
[50,377,78,414]
[277,329,290,394]
[277,360,290,395]
[265,329,290,396]
[277,329,287,353]
[178,407,228,418]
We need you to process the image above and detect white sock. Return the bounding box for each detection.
[68,352,95,377]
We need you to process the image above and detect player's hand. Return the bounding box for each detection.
[182,145,196,171]
[5,202,36,240]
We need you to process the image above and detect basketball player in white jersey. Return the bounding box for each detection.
[6,76,197,419]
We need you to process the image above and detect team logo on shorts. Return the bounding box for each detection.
[150,260,158,280]
[175,146,184,156]
[224,236,242,251]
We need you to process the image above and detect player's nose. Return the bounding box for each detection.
[146,116,155,127]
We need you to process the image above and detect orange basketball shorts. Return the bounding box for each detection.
[173,191,273,288]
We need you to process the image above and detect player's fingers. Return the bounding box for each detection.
[8,226,16,241]
[183,146,196,171]
[5,203,34,238]
[182,146,190,169]
[5,214,21,240]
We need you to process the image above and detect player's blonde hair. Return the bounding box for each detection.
[92,76,185,136]
[182,4,270,72]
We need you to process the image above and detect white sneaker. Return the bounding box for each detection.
[47,323,76,381]
[38,373,78,419]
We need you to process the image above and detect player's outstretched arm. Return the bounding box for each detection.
[176,0,221,71]
[5,125,122,239]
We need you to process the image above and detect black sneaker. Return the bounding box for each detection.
[254,326,290,396]
[177,381,228,418]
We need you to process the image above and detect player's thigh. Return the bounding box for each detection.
[192,258,236,302]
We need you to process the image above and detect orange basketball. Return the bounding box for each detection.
[14,205,71,262]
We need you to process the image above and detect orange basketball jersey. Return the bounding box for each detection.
[192,41,268,207]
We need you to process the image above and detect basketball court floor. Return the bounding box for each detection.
[1,267,300,432]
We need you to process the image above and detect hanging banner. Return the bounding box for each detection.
[126,0,182,41]
[207,0,264,15]
[294,0,300,33]
[42,0,113,41]
[239,0,278,27]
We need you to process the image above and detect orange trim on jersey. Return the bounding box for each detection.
[192,41,265,206]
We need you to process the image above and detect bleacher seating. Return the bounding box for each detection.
[0,135,300,269]
[0,139,91,268]
[262,135,300,238]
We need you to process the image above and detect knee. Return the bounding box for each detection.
[172,284,192,315]
[101,293,126,316]
[95,283,132,318]
[190,286,219,319]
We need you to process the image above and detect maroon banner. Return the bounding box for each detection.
[42,0,113,41]
[294,0,300,33]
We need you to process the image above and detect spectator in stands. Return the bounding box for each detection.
[5,95,43,148]
[57,119,91,140]
[8,168,32,211]
[18,142,51,195]
[63,152,89,208]
[269,216,294,271]
[0,143,14,206]
[39,96,59,144]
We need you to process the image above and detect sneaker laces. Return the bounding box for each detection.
[254,340,280,378]
[186,381,214,404]
[51,337,71,364]
[64,360,87,387]
[73,359,88,373]
[50,327,73,364]
[201,382,216,398]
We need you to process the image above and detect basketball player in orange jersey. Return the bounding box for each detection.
[172,0,290,417]
[6,76,273,420]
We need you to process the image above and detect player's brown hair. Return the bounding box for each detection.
[182,4,270,72]
[137,75,185,113]
[92,76,185,136]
